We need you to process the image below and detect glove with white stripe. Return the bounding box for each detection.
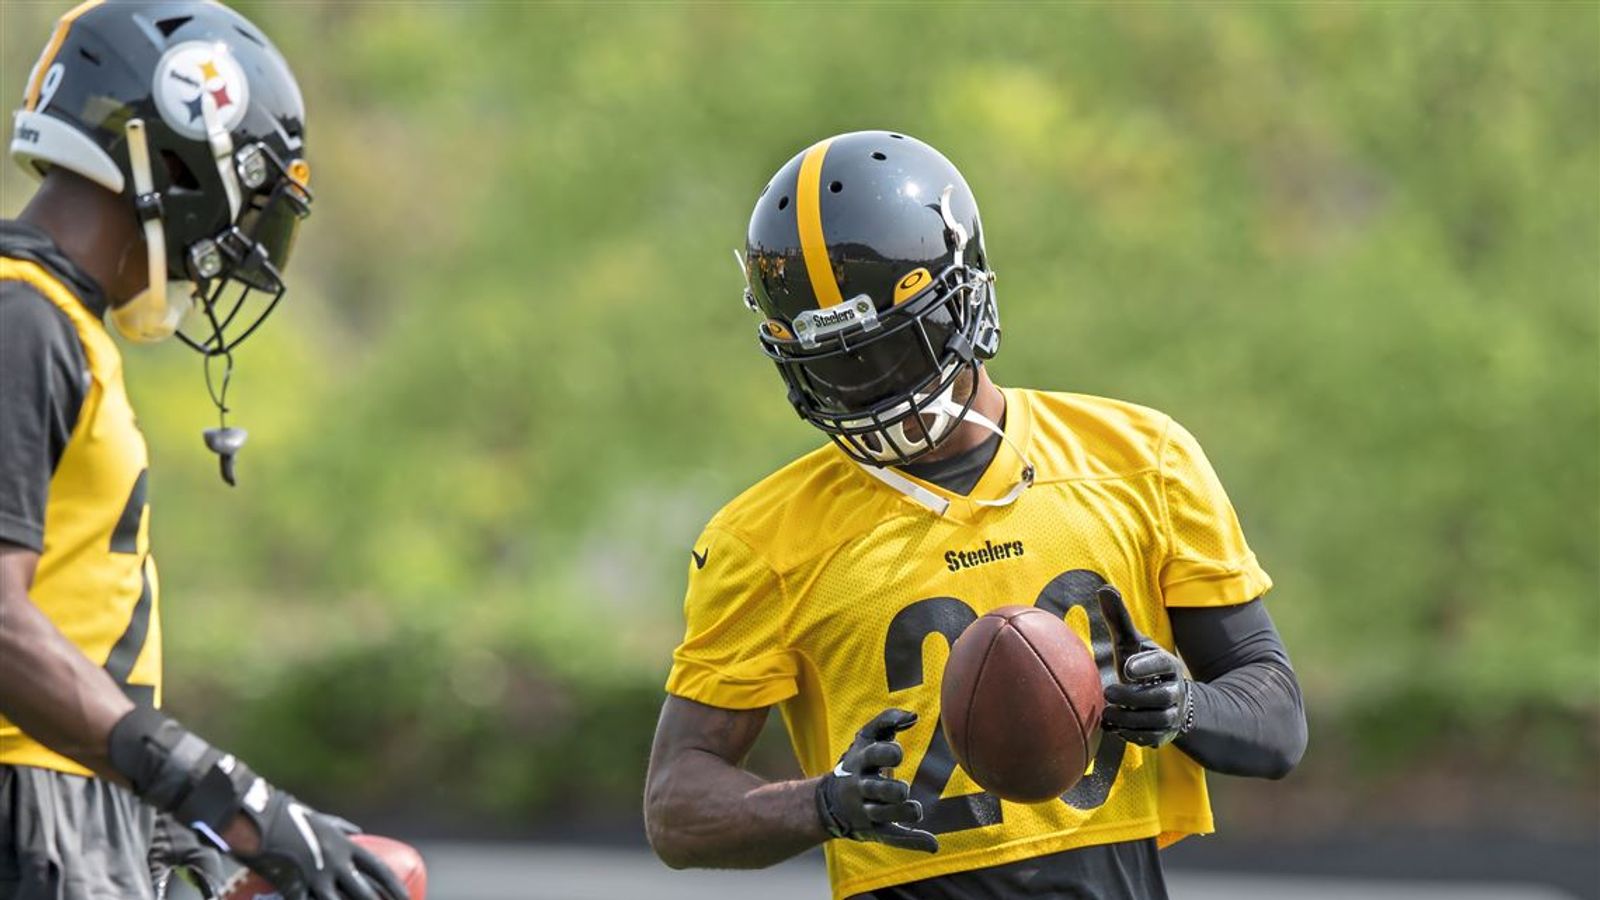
[815,708,939,853]
[109,706,408,900]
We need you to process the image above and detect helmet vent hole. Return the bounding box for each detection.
[233,25,267,47]
[154,16,191,37]
[77,47,101,66]
[889,133,905,140]
[871,151,886,161]
[778,196,790,210]
[829,181,843,193]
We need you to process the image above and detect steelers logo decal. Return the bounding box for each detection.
[152,42,250,141]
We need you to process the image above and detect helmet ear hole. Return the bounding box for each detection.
[160,150,199,190]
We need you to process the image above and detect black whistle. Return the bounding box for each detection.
[203,427,248,487]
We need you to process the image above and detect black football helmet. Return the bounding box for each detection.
[10,0,311,355]
[742,131,1000,466]
[11,1,312,484]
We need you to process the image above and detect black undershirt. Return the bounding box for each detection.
[898,429,1003,496]
[0,221,99,552]
[860,418,1306,899]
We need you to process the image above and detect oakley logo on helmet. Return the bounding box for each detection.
[152,42,250,141]
[893,268,931,304]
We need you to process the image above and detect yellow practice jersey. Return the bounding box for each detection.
[666,388,1271,899]
[0,257,162,776]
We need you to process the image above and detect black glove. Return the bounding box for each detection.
[815,708,939,853]
[150,811,226,899]
[1097,585,1195,748]
[231,783,408,900]
[108,707,409,900]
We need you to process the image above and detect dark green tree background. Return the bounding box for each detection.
[2,1,1595,833]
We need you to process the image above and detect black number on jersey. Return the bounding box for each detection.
[1031,569,1128,810]
[880,570,1129,835]
[106,470,155,707]
[883,597,1002,833]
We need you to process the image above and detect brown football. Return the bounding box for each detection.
[217,834,427,900]
[940,605,1105,803]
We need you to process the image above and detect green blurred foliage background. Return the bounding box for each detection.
[2,1,1596,835]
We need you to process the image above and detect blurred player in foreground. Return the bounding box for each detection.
[644,131,1309,898]
[0,3,406,899]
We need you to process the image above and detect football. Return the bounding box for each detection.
[940,606,1105,803]
[216,834,427,900]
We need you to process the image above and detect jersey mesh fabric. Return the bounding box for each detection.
[666,389,1271,899]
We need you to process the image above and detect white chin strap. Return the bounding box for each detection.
[111,118,195,342]
[111,92,244,344]
[854,393,1036,517]
[843,371,963,464]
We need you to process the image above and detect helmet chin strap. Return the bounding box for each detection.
[854,393,1036,517]
[112,118,194,342]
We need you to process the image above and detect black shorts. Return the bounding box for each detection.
[0,764,156,900]
[0,765,227,900]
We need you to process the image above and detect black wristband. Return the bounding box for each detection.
[1178,680,1198,735]
[107,707,250,839]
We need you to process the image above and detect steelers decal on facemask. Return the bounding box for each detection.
[151,42,250,141]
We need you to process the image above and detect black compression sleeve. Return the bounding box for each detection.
[1170,598,1307,779]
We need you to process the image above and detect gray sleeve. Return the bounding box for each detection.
[0,280,88,551]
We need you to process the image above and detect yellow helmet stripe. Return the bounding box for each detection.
[24,0,104,111]
[796,137,845,308]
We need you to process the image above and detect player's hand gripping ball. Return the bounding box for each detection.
[218,833,425,900]
[816,709,940,853]
[1098,585,1195,748]
[940,606,1104,802]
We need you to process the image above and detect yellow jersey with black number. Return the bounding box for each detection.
[666,388,1271,899]
[0,256,162,777]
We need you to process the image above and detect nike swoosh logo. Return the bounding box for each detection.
[287,802,325,871]
[833,762,852,777]
[691,548,709,569]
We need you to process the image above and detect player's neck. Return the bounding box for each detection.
[19,171,145,305]
[916,370,1006,465]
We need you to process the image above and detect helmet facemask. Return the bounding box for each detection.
[175,144,311,358]
[760,259,998,467]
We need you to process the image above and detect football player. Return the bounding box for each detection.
[0,3,407,899]
[644,131,1308,898]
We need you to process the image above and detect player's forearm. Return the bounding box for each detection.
[0,583,133,778]
[1168,598,1307,779]
[645,748,827,869]
[1175,658,1306,778]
